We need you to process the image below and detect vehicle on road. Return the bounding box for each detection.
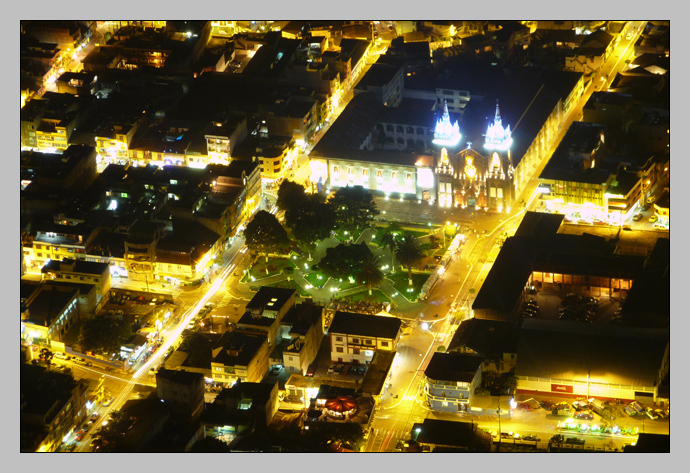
[523,435,541,442]
[306,365,316,377]
[649,215,658,223]
[102,397,114,407]
[632,213,643,221]
[75,430,85,441]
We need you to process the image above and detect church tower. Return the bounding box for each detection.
[483,100,515,211]
[432,101,462,207]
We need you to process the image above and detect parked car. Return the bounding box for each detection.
[305,365,316,377]
[632,213,643,221]
[328,364,336,373]
[541,400,555,411]
[102,397,114,407]
[644,408,658,420]
[575,411,594,420]
[75,430,85,441]
[270,366,282,375]
[340,365,351,375]
[649,215,658,223]
[334,363,344,373]
[523,435,541,442]
[91,412,100,420]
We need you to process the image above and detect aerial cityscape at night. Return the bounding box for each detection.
[20,19,670,453]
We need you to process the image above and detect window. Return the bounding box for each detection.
[363,169,368,177]
[353,348,360,354]
[391,172,397,179]
[376,170,382,178]
[333,166,339,174]
[406,173,412,181]
[348,168,353,175]
[336,336,343,341]
[336,347,344,353]
[381,341,389,347]
[365,339,373,345]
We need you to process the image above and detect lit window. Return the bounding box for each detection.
[363,169,368,176]
[333,166,339,174]
[392,172,397,179]
[376,170,382,178]
[348,168,353,175]
[406,173,412,181]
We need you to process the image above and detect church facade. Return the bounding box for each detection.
[432,100,516,211]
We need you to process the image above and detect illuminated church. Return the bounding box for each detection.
[433,100,515,211]
[309,94,515,211]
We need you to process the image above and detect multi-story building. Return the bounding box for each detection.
[41,258,111,302]
[204,113,248,166]
[155,368,205,421]
[21,283,80,345]
[26,222,99,270]
[423,352,484,413]
[20,364,89,452]
[279,301,324,375]
[328,312,402,364]
[237,287,297,347]
[210,331,270,387]
[200,381,279,446]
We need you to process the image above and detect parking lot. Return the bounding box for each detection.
[519,290,624,326]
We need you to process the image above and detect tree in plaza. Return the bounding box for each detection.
[379,221,403,272]
[285,195,336,260]
[276,180,307,213]
[395,234,425,285]
[356,254,384,296]
[243,210,290,272]
[328,185,379,234]
[316,242,373,281]
[78,316,133,355]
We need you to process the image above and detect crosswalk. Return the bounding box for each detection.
[368,428,407,452]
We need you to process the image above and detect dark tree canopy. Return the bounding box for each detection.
[317,243,373,280]
[276,180,307,213]
[178,331,213,368]
[285,195,336,258]
[244,210,290,260]
[356,254,384,295]
[328,185,379,232]
[78,317,133,355]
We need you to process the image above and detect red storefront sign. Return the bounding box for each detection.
[551,384,573,394]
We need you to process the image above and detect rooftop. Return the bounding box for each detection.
[516,318,669,387]
[424,352,483,383]
[328,311,401,339]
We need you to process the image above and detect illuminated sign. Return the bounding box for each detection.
[551,384,574,394]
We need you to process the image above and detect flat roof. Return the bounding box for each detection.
[516,319,669,387]
[246,286,296,312]
[424,352,483,383]
[329,311,401,339]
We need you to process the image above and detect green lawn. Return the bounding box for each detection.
[387,271,432,302]
[333,228,363,244]
[304,271,328,288]
[243,257,296,282]
[371,227,430,247]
